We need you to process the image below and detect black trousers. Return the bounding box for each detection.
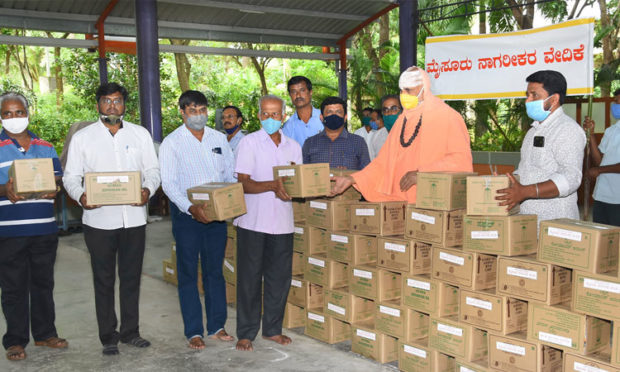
[593,200,620,227]
[83,225,146,345]
[0,233,59,349]
[236,227,293,341]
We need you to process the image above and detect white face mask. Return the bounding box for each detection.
[1,116,29,134]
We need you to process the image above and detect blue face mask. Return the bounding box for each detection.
[611,103,620,120]
[361,117,371,126]
[525,96,552,122]
[225,124,239,135]
[369,121,379,130]
[261,118,281,135]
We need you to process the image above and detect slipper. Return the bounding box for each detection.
[208,329,234,342]
[6,345,26,361]
[122,336,151,348]
[34,336,68,349]
[188,336,205,350]
[102,344,119,356]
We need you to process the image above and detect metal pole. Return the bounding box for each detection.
[135,0,162,142]
[399,0,418,72]
[338,41,348,101]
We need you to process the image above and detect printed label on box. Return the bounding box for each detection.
[356,208,375,216]
[328,303,346,315]
[547,226,582,242]
[356,329,376,341]
[224,260,234,272]
[440,252,465,266]
[380,305,401,317]
[507,266,537,280]
[496,341,525,356]
[308,257,325,268]
[584,278,620,294]
[460,367,476,372]
[192,193,210,200]
[310,201,327,210]
[165,267,174,274]
[354,269,372,279]
[466,296,493,311]
[291,279,302,288]
[97,176,129,183]
[407,278,431,291]
[294,227,304,234]
[471,230,499,240]
[403,344,427,358]
[331,234,349,244]
[538,331,572,347]
[573,362,608,372]
[411,212,436,225]
[278,169,295,177]
[437,322,463,337]
[308,312,325,323]
[384,242,406,253]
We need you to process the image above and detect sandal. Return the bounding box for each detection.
[188,336,205,350]
[6,345,26,361]
[122,336,151,348]
[208,329,234,342]
[34,336,68,349]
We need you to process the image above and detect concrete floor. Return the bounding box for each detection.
[0,218,397,372]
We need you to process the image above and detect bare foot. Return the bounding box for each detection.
[262,334,292,345]
[236,339,253,351]
[188,336,205,350]
[208,329,234,342]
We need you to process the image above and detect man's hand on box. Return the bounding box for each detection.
[495,173,528,211]
[329,175,354,196]
[80,193,100,210]
[133,188,150,206]
[399,171,418,192]
[272,177,291,201]
[5,178,25,204]
[189,204,211,224]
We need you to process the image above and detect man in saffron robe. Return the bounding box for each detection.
[331,67,473,202]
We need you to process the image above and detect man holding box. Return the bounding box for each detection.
[234,94,302,351]
[159,90,236,350]
[63,83,160,355]
[0,92,67,361]
[496,70,586,223]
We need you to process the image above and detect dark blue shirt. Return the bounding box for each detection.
[302,128,370,170]
[0,129,62,237]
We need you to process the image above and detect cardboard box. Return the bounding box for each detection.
[349,266,401,301]
[459,289,527,334]
[405,206,465,247]
[432,247,497,290]
[273,163,331,198]
[226,221,237,239]
[306,199,351,231]
[611,322,620,367]
[497,255,572,305]
[429,316,488,362]
[327,231,354,263]
[304,254,348,289]
[349,201,406,236]
[402,274,459,317]
[293,222,307,253]
[292,251,304,276]
[171,242,177,265]
[565,353,620,372]
[222,257,236,285]
[467,175,519,215]
[416,171,472,210]
[283,302,305,328]
[463,215,538,256]
[489,332,563,372]
[376,300,429,340]
[538,219,620,275]
[304,310,351,344]
[527,302,611,355]
[350,234,377,266]
[225,282,235,304]
[85,171,142,205]
[456,360,492,372]
[306,226,328,255]
[292,199,305,222]
[377,237,432,274]
[324,288,374,323]
[288,278,323,309]
[329,169,362,201]
[8,158,56,198]
[351,322,398,363]
[572,271,620,321]
[224,236,235,259]
[398,340,456,372]
[187,182,246,221]
[163,259,177,285]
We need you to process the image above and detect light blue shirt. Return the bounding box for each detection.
[282,106,324,146]
[594,120,620,204]
[159,124,235,214]
[228,130,245,154]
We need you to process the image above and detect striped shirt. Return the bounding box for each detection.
[0,129,62,237]
[160,124,236,214]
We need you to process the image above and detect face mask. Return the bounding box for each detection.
[101,114,123,125]
[369,121,379,130]
[1,116,29,134]
[225,124,239,135]
[186,114,207,130]
[525,96,552,122]
[261,118,281,135]
[323,114,345,130]
[400,87,424,110]
[361,117,371,126]
[383,114,399,132]
[611,103,620,120]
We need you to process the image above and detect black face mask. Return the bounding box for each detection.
[323,114,345,130]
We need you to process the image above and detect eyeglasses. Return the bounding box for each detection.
[382,105,401,114]
[101,98,123,106]
[259,112,282,119]
[222,114,238,120]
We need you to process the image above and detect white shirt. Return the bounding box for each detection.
[593,120,620,204]
[515,107,586,224]
[369,127,388,159]
[63,120,161,230]
[353,126,375,151]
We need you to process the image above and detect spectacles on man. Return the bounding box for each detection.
[222,114,238,120]
[259,112,282,120]
[382,105,401,114]
[101,98,123,106]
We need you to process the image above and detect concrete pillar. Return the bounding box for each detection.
[399,0,418,72]
[135,0,162,142]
